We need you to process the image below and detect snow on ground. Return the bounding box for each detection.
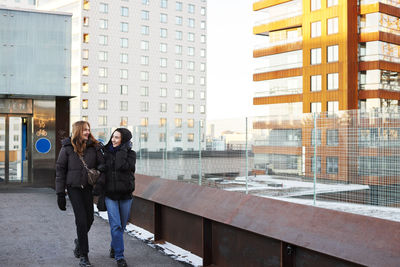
[94,206,202,267]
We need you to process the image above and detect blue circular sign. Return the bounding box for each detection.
[35,138,51,154]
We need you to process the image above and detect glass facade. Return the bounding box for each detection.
[254,50,302,73]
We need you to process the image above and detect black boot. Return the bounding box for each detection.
[79,255,91,267]
[117,258,128,267]
[73,239,80,258]
[109,247,115,258]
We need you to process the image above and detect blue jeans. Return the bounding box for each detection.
[105,197,133,260]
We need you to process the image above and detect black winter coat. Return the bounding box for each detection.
[97,142,136,200]
[56,138,105,194]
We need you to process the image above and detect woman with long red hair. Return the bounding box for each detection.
[56,121,105,267]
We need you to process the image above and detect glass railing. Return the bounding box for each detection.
[359,82,400,91]
[254,36,302,50]
[360,0,400,8]
[254,11,302,26]
[91,110,400,220]
[254,62,302,73]
[254,87,302,97]
[360,26,400,36]
[360,54,400,63]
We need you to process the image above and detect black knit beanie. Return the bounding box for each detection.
[114,128,132,144]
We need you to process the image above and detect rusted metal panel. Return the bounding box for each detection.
[154,203,162,242]
[295,247,363,267]
[212,221,281,267]
[130,197,153,233]
[133,175,400,267]
[203,218,212,266]
[160,205,203,257]
[281,242,295,267]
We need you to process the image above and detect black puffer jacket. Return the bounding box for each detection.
[97,128,136,200]
[56,138,105,194]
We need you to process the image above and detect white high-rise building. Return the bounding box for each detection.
[0,0,37,8]
[38,0,207,151]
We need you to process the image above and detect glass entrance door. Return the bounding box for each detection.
[0,116,31,184]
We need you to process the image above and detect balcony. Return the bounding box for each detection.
[254,87,302,97]
[360,0,400,8]
[254,36,302,50]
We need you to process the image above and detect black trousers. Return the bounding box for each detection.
[67,186,94,256]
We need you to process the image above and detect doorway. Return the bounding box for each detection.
[0,115,31,184]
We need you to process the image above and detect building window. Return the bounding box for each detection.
[175,60,182,69]
[176,16,182,25]
[327,129,338,146]
[99,83,108,93]
[140,132,148,142]
[141,25,149,35]
[83,0,90,10]
[82,99,88,109]
[311,75,321,91]
[175,133,182,142]
[188,47,195,56]
[82,49,89,59]
[98,51,108,61]
[141,56,149,66]
[327,157,338,174]
[175,118,182,128]
[176,1,182,11]
[121,85,128,95]
[201,7,206,15]
[200,63,206,72]
[327,101,339,116]
[120,101,128,111]
[200,105,205,114]
[160,73,167,82]
[188,4,195,13]
[141,86,149,96]
[82,66,89,76]
[82,116,88,121]
[327,17,339,35]
[141,10,149,20]
[159,133,166,142]
[187,104,194,113]
[175,45,182,54]
[188,32,195,42]
[120,117,128,127]
[98,116,107,126]
[327,45,339,62]
[188,90,194,99]
[142,0,149,5]
[99,19,108,29]
[140,118,148,127]
[121,38,128,48]
[82,83,89,93]
[121,7,129,17]
[98,100,107,110]
[120,53,128,64]
[160,103,167,112]
[311,0,321,11]
[311,21,321,38]
[175,74,182,84]
[83,33,90,43]
[200,77,206,85]
[327,73,339,90]
[188,18,195,28]
[327,0,338,7]
[161,0,168,8]
[160,43,167,53]
[160,28,168,38]
[175,104,182,113]
[99,35,108,45]
[159,118,167,127]
[188,61,195,70]
[187,75,195,85]
[141,40,149,50]
[99,2,108,13]
[141,71,149,81]
[160,58,167,68]
[200,91,205,100]
[188,133,194,142]
[201,49,206,58]
[188,119,194,128]
[175,89,182,98]
[140,102,149,112]
[120,69,128,79]
[160,13,168,23]
[311,156,321,173]
[310,48,321,65]
[201,21,206,30]
[121,22,129,32]
[311,102,321,113]
[311,129,321,145]
[160,87,167,97]
[175,30,182,40]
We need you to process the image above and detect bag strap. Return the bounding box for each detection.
[79,155,90,171]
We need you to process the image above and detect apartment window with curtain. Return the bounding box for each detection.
[141,86,149,96]
[311,0,321,11]
[311,21,321,38]
[311,75,321,91]
[121,7,129,17]
[328,0,338,7]
[99,2,108,13]
[98,51,108,61]
[99,19,108,29]
[311,102,321,113]
[82,49,89,59]
[327,101,339,116]
[99,35,108,45]
[159,118,167,127]
[310,48,321,65]
[327,17,339,35]
[98,100,107,110]
[120,117,128,126]
[99,83,108,93]
[98,67,108,78]
[82,99,88,109]
[141,56,149,65]
[175,104,182,113]
[327,73,339,90]
[327,45,339,62]
[120,85,128,95]
[175,118,182,128]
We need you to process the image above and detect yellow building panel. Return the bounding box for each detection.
[253,15,303,35]
[360,3,400,17]
[253,0,293,11]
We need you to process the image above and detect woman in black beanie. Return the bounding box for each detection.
[94,128,136,267]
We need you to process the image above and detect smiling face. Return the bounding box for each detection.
[111,131,122,147]
[81,123,90,141]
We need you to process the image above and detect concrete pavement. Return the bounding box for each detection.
[0,187,189,267]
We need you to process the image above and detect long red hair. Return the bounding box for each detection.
[71,121,98,156]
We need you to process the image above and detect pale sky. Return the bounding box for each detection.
[207,1,265,120]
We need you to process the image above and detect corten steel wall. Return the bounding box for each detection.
[130,174,400,267]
